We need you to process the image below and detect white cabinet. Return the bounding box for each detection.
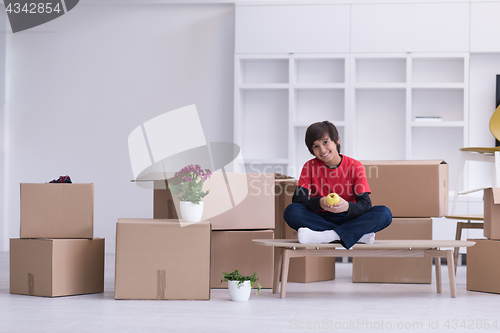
[352,54,469,190]
[235,5,350,54]
[351,3,470,53]
[234,54,349,177]
[235,53,469,186]
[470,2,500,53]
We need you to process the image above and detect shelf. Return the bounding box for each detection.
[293,120,346,128]
[241,89,288,160]
[295,89,345,123]
[411,83,465,89]
[239,84,289,90]
[295,58,345,84]
[355,58,406,84]
[355,89,406,160]
[240,58,289,84]
[412,88,464,121]
[293,83,345,89]
[412,57,465,83]
[411,121,465,127]
[354,83,406,89]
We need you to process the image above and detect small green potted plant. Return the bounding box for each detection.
[221,270,262,301]
[168,164,212,222]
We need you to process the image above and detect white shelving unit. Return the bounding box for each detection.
[351,53,469,190]
[235,53,469,185]
[234,54,349,177]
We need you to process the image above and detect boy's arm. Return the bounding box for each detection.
[346,192,372,218]
[291,185,322,212]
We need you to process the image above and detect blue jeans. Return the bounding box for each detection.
[284,203,392,249]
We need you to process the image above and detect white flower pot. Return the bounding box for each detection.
[228,280,251,302]
[180,201,204,222]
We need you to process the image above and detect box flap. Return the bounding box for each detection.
[491,188,500,204]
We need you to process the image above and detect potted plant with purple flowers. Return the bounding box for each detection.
[168,164,212,222]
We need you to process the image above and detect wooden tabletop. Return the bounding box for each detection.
[252,239,476,249]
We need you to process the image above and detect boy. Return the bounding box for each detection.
[284,121,392,249]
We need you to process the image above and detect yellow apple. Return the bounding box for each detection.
[325,193,340,206]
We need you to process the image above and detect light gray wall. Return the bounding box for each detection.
[1,4,235,252]
[0,9,6,252]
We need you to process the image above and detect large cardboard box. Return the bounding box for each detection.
[483,188,500,240]
[10,238,104,297]
[467,238,500,294]
[211,230,274,289]
[115,219,210,300]
[361,160,448,218]
[282,222,336,283]
[20,183,94,238]
[353,218,432,283]
[154,173,275,230]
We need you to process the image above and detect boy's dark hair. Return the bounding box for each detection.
[305,121,341,155]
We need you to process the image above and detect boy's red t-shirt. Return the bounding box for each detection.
[296,155,371,203]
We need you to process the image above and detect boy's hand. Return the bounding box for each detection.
[321,196,349,213]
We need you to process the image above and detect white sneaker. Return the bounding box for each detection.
[358,232,375,244]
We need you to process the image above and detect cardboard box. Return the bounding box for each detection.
[483,188,500,240]
[361,160,448,218]
[274,177,297,239]
[115,218,210,300]
[154,173,275,230]
[20,183,94,238]
[467,238,500,294]
[282,222,336,283]
[211,230,274,289]
[353,218,432,284]
[10,238,104,297]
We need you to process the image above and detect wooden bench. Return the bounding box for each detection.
[252,239,476,298]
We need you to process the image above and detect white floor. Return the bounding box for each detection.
[1,253,500,333]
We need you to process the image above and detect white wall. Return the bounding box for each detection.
[0,12,6,252]
[1,4,235,252]
[462,54,500,213]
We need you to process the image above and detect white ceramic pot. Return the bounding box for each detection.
[180,201,204,222]
[228,280,251,301]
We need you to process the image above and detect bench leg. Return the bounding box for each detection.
[454,222,464,275]
[447,250,457,298]
[273,247,283,294]
[280,249,291,299]
[435,257,442,294]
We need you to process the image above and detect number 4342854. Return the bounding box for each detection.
[444,319,498,329]
[5,3,62,14]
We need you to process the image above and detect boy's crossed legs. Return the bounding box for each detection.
[284,203,392,249]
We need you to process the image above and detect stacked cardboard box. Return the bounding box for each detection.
[114,219,211,300]
[10,183,104,297]
[275,177,336,283]
[353,161,448,283]
[467,188,500,294]
[153,173,275,289]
